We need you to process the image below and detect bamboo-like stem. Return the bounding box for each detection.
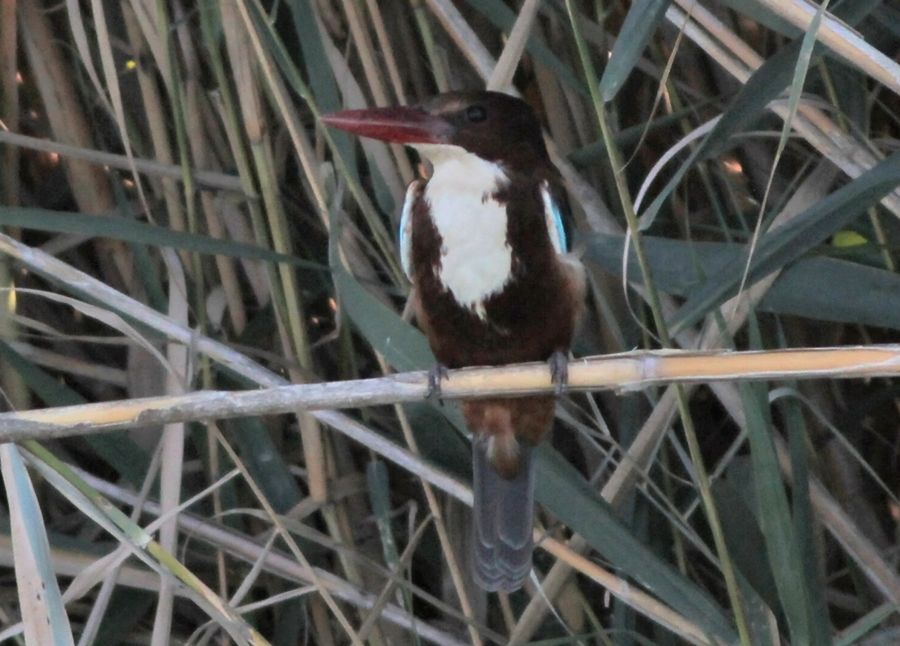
[412,0,450,93]
[219,7,363,641]
[121,4,189,263]
[39,422,719,646]
[5,1,894,641]
[197,5,272,314]
[236,0,404,281]
[3,345,899,441]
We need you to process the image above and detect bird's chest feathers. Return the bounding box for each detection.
[423,153,512,316]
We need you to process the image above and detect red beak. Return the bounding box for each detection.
[321,106,453,145]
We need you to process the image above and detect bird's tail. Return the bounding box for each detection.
[472,434,535,592]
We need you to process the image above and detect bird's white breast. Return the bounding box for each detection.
[418,145,512,317]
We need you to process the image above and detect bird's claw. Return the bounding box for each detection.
[427,363,450,404]
[548,351,569,396]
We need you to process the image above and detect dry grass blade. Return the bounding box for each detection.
[0,444,74,645]
[18,3,114,215]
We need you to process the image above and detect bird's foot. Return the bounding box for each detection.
[426,363,450,404]
[548,351,569,396]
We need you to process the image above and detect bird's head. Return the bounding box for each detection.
[321,91,549,173]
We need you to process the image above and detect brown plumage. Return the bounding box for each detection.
[410,174,585,474]
[405,95,584,590]
[322,91,585,591]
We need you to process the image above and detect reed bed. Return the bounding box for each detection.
[0,1,898,644]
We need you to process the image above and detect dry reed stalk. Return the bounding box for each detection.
[19,3,131,288]
[1,0,19,208]
[4,345,900,440]
[0,130,246,193]
[364,0,408,104]
[487,0,542,92]
[173,7,247,333]
[338,0,414,183]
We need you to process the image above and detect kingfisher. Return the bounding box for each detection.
[323,91,584,591]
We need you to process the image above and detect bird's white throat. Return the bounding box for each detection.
[415,144,512,318]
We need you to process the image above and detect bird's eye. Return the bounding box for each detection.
[465,105,487,122]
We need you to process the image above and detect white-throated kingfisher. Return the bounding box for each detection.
[323,91,585,591]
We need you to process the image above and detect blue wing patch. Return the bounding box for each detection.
[399,180,420,280]
[540,182,568,254]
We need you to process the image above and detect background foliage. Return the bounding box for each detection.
[0,0,898,643]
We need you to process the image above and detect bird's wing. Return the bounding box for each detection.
[540,180,568,255]
[399,180,422,281]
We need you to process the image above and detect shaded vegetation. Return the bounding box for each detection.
[0,0,898,643]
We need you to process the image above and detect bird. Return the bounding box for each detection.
[322,91,584,591]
